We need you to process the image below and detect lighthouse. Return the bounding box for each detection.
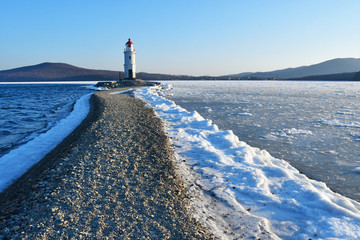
[124,38,136,79]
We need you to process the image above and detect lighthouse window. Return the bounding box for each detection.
[129,56,131,60]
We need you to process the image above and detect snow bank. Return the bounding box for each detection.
[134,86,360,240]
[0,93,92,192]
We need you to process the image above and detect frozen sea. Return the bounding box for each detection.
[134,83,360,239]
[162,80,360,202]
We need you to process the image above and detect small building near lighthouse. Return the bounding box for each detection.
[124,38,136,79]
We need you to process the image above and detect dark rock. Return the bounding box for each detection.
[95,80,160,89]
[353,71,360,81]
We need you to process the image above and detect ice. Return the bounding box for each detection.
[263,133,278,141]
[319,119,360,128]
[336,111,356,116]
[204,107,213,113]
[160,83,173,91]
[238,112,253,116]
[134,86,360,240]
[0,93,92,192]
[351,132,360,141]
[272,128,313,137]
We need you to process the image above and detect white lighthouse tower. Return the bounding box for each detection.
[124,38,136,79]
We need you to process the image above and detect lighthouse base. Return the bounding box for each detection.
[95,80,160,89]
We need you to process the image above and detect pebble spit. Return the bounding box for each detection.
[0,89,215,239]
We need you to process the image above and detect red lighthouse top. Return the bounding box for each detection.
[126,38,133,47]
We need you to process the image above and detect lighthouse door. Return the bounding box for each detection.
[128,70,133,79]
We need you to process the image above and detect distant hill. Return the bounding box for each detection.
[0,62,221,82]
[354,71,360,81]
[288,72,358,81]
[0,62,120,82]
[1,59,360,82]
[230,58,360,79]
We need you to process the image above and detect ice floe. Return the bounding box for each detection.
[237,112,253,116]
[274,128,313,137]
[319,119,360,128]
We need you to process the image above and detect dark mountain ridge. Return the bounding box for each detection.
[1,58,360,82]
[0,62,221,81]
[288,72,357,81]
[0,62,119,81]
[229,58,360,79]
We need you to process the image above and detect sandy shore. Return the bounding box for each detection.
[0,88,215,239]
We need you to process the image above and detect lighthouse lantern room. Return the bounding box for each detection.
[124,38,136,79]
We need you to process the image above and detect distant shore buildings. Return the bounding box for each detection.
[124,38,136,80]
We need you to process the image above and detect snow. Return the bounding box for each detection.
[134,86,360,240]
[319,119,360,128]
[0,93,92,192]
[110,89,134,95]
[160,83,173,91]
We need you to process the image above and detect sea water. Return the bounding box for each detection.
[162,80,360,202]
[0,84,95,158]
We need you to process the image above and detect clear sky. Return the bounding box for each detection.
[1,0,359,76]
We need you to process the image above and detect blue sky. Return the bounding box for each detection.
[1,0,359,75]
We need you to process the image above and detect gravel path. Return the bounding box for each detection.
[0,89,215,239]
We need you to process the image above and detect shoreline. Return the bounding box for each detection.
[0,93,98,202]
[3,83,359,238]
[0,88,214,239]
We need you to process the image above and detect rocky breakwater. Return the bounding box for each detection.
[95,80,160,89]
[0,88,214,239]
